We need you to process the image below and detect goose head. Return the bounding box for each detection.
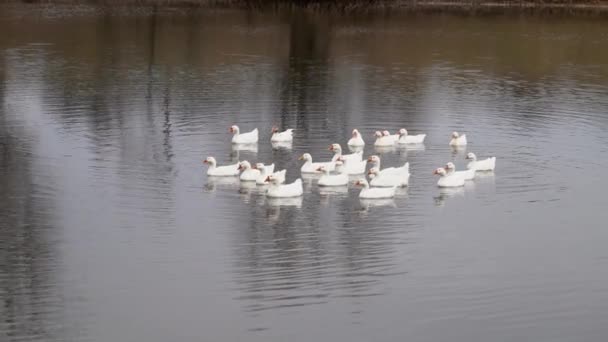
[238,161,252,171]
[398,128,408,136]
[316,165,331,174]
[433,167,447,177]
[203,157,217,166]
[465,152,477,161]
[367,155,380,166]
[352,129,360,137]
[382,130,391,136]
[298,153,313,162]
[367,167,380,178]
[229,125,240,134]
[265,175,278,184]
[444,162,456,174]
[255,162,265,171]
[328,143,342,153]
[451,131,460,139]
[355,178,370,188]
[271,126,279,133]
[374,131,383,138]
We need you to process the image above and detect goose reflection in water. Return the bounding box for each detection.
[204,176,239,192]
[271,141,292,150]
[265,196,303,208]
[434,187,465,207]
[359,198,397,210]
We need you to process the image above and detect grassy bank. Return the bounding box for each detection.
[4,0,608,14]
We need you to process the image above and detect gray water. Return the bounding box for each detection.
[2,5,608,342]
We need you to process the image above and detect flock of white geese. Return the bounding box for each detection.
[203,125,496,199]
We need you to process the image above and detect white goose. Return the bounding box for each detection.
[449,131,467,146]
[445,162,475,181]
[265,175,303,198]
[337,155,367,175]
[268,169,286,185]
[367,155,408,177]
[238,161,260,181]
[230,125,259,144]
[299,153,334,174]
[355,179,396,199]
[373,131,396,147]
[347,129,365,147]
[270,126,294,142]
[203,157,239,176]
[329,143,362,163]
[255,163,276,185]
[397,128,426,144]
[317,162,348,187]
[368,162,410,187]
[383,130,400,142]
[434,167,465,188]
[466,152,496,171]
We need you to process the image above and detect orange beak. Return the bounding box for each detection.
[328,145,334,151]
[237,165,243,171]
[367,157,373,162]
[433,170,439,175]
[203,160,208,164]
[316,167,323,171]
[265,176,271,182]
[229,127,233,133]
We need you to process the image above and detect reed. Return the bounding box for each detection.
[5,0,608,14]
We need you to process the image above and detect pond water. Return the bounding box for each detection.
[1,5,608,342]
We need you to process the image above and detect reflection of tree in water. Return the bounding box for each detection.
[278,13,330,135]
[0,124,68,341]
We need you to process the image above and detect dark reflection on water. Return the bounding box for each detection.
[2,5,608,342]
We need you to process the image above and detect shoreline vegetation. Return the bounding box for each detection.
[3,0,608,14]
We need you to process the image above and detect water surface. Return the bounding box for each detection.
[1,6,608,342]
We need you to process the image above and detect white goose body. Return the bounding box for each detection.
[255,163,276,185]
[397,128,426,144]
[383,130,400,143]
[238,161,261,181]
[466,153,496,171]
[445,162,475,181]
[317,163,349,187]
[266,178,303,198]
[299,153,334,174]
[230,125,259,144]
[434,167,465,188]
[369,162,410,187]
[367,155,404,177]
[204,157,240,176]
[338,156,367,175]
[356,179,396,199]
[258,169,286,185]
[347,129,365,147]
[449,132,467,146]
[329,144,362,163]
[373,131,397,147]
[270,127,294,142]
